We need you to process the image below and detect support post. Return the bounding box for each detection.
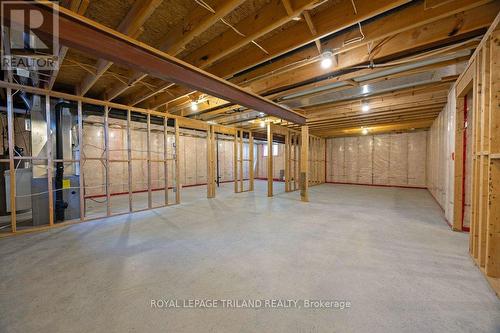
[239,131,244,192]
[207,126,211,198]
[45,95,54,226]
[127,109,133,211]
[300,126,309,202]
[207,125,216,198]
[293,134,300,191]
[174,119,181,204]
[77,101,85,220]
[249,131,254,191]
[233,130,238,193]
[267,123,273,197]
[104,106,111,216]
[163,117,168,205]
[285,131,290,192]
[147,114,152,208]
[7,88,16,232]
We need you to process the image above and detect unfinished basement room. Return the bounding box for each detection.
[0,0,500,332]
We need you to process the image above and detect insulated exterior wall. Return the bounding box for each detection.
[408,131,427,186]
[427,87,456,223]
[326,131,427,187]
[217,137,234,182]
[344,137,358,183]
[332,138,345,182]
[256,143,285,179]
[373,134,390,185]
[82,121,239,196]
[389,133,408,185]
[358,136,373,184]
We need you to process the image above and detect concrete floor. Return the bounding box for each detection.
[0,181,499,333]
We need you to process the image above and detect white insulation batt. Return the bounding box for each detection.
[82,117,240,197]
[326,131,427,187]
[256,143,286,179]
[427,86,456,224]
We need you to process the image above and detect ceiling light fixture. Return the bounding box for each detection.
[320,50,333,69]
[260,121,266,128]
[361,104,370,112]
[361,128,369,135]
[190,101,198,111]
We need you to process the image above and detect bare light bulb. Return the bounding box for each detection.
[321,57,333,69]
[361,128,369,135]
[260,121,266,128]
[361,104,370,112]
[190,101,198,111]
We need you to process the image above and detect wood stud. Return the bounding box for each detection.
[453,21,500,295]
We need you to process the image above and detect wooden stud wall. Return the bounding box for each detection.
[0,82,246,236]
[308,135,326,186]
[453,15,500,296]
[234,129,254,193]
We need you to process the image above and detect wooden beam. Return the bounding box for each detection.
[196,0,409,78]
[159,0,245,56]
[231,0,495,88]
[47,0,89,90]
[184,0,324,70]
[125,0,322,106]
[15,3,305,124]
[245,4,495,95]
[313,119,433,137]
[149,0,489,110]
[145,0,408,106]
[302,10,321,54]
[77,0,163,96]
[102,0,245,101]
[196,55,466,122]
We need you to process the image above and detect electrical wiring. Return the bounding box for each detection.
[192,0,270,55]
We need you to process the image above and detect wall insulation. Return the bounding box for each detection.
[83,117,238,196]
[326,131,427,187]
[427,87,457,224]
[256,143,285,180]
